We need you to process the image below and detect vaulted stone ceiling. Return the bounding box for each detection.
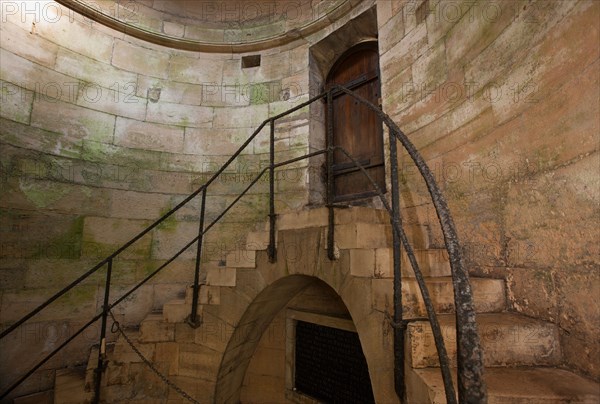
[55,0,359,51]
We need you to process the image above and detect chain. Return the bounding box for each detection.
[108,311,200,404]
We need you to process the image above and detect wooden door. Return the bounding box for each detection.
[326,43,385,201]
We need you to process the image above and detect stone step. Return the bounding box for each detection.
[185,284,221,305]
[138,313,175,343]
[275,207,389,231]
[333,222,393,249]
[258,207,431,248]
[53,367,92,404]
[162,299,204,323]
[406,313,561,368]
[112,330,155,365]
[407,367,600,404]
[14,390,54,404]
[245,230,272,251]
[401,249,451,277]
[402,277,506,318]
[374,248,451,278]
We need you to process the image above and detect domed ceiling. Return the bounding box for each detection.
[55,0,357,52]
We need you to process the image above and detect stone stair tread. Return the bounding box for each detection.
[402,277,506,317]
[14,390,54,404]
[412,367,600,403]
[54,367,92,404]
[432,312,556,327]
[407,313,561,368]
[274,207,390,231]
[142,313,164,322]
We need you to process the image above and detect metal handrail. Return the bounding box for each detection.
[331,85,486,402]
[0,85,486,404]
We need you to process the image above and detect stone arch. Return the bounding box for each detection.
[212,225,397,403]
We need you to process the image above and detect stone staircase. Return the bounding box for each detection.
[45,207,598,403]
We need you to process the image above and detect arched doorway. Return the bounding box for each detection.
[214,275,378,403]
[326,42,386,202]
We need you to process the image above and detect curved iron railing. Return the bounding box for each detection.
[0,85,486,403]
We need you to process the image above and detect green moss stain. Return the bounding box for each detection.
[33,216,84,259]
[19,179,71,208]
[157,205,178,232]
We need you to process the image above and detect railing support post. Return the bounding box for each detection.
[93,258,113,404]
[188,187,207,328]
[326,90,336,260]
[268,119,277,262]
[389,129,406,401]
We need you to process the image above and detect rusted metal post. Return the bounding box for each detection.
[189,187,207,328]
[93,258,113,404]
[268,119,277,262]
[326,90,336,260]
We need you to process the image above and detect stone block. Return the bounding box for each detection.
[74,82,147,121]
[108,189,171,220]
[151,221,198,261]
[206,266,236,287]
[183,127,248,156]
[81,216,152,259]
[0,82,33,124]
[379,3,405,55]
[375,248,393,278]
[53,368,92,404]
[407,313,561,368]
[146,101,214,128]
[112,40,170,79]
[13,390,53,404]
[212,104,269,129]
[445,0,521,68]
[245,231,271,251]
[54,48,137,90]
[108,284,155,326]
[0,49,69,104]
[177,343,222,380]
[185,284,221,306]
[226,250,256,268]
[136,75,203,106]
[154,342,179,376]
[411,42,447,98]
[152,284,187,311]
[0,20,58,67]
[334,207,388,225]
[402,276,506,318]
[335,223,392,249]
[115,117,184,154]
[163,21,185,38]
[169,54,225,85]
[371,278,393,312]
[277,208,328,230]
[402,248,452,278]
[349,249,375,277]
[138,315,175,342]
[37,17,114,63]
[0,287,97,323]
[162,299,197,324]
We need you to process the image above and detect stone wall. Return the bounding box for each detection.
[378,0,599,379]
[0,0,322,397]
[1,0,598,399]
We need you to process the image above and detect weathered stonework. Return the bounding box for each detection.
[0,0,598,401]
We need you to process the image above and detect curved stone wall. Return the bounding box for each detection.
[0,0,376,398]
[1,0,598,400]
[53,0,356,52]
[378,0,599,379]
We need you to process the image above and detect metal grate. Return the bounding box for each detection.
[294,321,375,404]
